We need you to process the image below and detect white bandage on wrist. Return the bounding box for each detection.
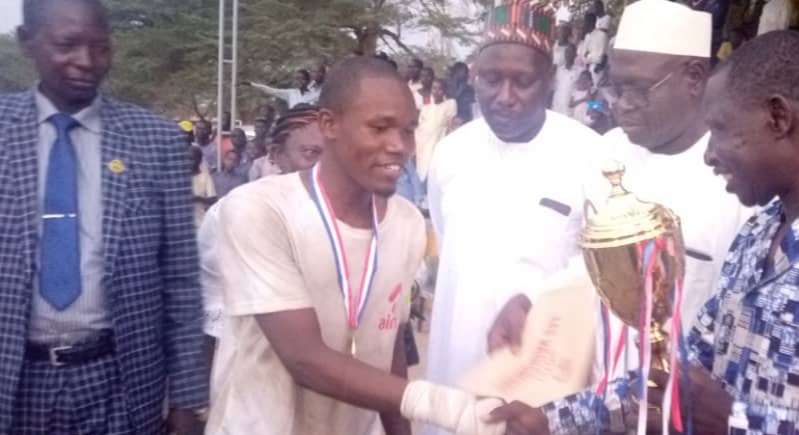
[400,380,506,435]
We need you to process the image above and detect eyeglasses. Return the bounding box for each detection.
[610,67,679,108]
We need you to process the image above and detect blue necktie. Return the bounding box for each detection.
[40,113,82,310]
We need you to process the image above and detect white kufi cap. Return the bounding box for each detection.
[614,0,712,58]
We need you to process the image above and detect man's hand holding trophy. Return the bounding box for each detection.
[472,162,702,435]
[582,162,691,434]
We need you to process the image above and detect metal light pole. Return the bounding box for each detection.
[230,0,239,131]
[216,0,226,171]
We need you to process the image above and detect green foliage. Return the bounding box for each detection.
[0,0,614,118]
[0,35,34,93]
[102,0,496,118]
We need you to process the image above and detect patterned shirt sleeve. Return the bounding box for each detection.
[687,292,719,371]
[541,376,639,434]
[541,290,726,434]
[729,401,799,434]
[684,270,799,435]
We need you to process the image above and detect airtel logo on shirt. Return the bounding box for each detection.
[378,283,403,331]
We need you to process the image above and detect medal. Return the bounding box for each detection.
[310,164,379,354]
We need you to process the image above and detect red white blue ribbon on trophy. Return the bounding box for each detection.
[637,238,692,435]
[662,276,687,433]
[596,306,627,396]
[637,239,657,435]
[310,163,379,329]
[597,237,693,435]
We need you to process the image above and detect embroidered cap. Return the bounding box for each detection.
[482,0,557,57]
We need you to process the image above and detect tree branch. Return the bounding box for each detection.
[380,28,414,56]
[417,0,444,16]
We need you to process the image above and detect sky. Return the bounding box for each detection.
[1,0,22,35]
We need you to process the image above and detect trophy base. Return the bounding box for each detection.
[650,321,670,373]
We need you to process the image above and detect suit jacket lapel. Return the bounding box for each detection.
[6,92,40,292]
[99,98,129,283]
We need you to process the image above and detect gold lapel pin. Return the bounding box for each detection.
[108,159,126,174]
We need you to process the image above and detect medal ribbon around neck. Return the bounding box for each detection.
[310,163,379,329]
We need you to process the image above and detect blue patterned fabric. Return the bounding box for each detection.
[541,201,799,434]
[40,113,82,310]
[0,91,208,434]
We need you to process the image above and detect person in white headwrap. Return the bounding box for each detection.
[486,0,750,433]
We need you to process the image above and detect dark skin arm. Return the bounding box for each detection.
[648,367,733,434]
[255,308,411,420]
[486,401,550,435]
[380,323,413,435]
[487,294,532,354]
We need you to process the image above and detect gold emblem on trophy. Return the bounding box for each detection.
[581,163,686,373]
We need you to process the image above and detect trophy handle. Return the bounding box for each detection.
[584,199,598,220]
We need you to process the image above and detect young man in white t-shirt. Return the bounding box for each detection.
[206,57,510,435]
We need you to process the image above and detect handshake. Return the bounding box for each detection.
[401,292,553,435]
[400,278,596,435]
[400,379,549,435]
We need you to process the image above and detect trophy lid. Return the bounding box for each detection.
[581,163,673,249]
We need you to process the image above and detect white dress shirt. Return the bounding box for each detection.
[30,90,111,344]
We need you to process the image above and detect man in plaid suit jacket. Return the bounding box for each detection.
[0,0,208,433]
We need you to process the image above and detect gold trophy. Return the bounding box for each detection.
[581,163,686,372]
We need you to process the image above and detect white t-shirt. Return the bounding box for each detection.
[553,66,581,116]
[206,173,426,435]
[199,201,224,339]
[583,129,750,383]
[758,0,792,35]
[248,155,281,181]
[251,83,320,108]
[415,99,457,180]
[192,169,216,228]
[552,44,568,67]
[424,113,600,433]
[556,4,572,24]
[584,29,609,65]
[575,39,589,70]
[196,200,234,410]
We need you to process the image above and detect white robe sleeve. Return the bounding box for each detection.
[251,82,296,104]
[427,139,447,250]
[199,203,224,338]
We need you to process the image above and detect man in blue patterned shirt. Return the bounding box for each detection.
[486,30,799,435]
